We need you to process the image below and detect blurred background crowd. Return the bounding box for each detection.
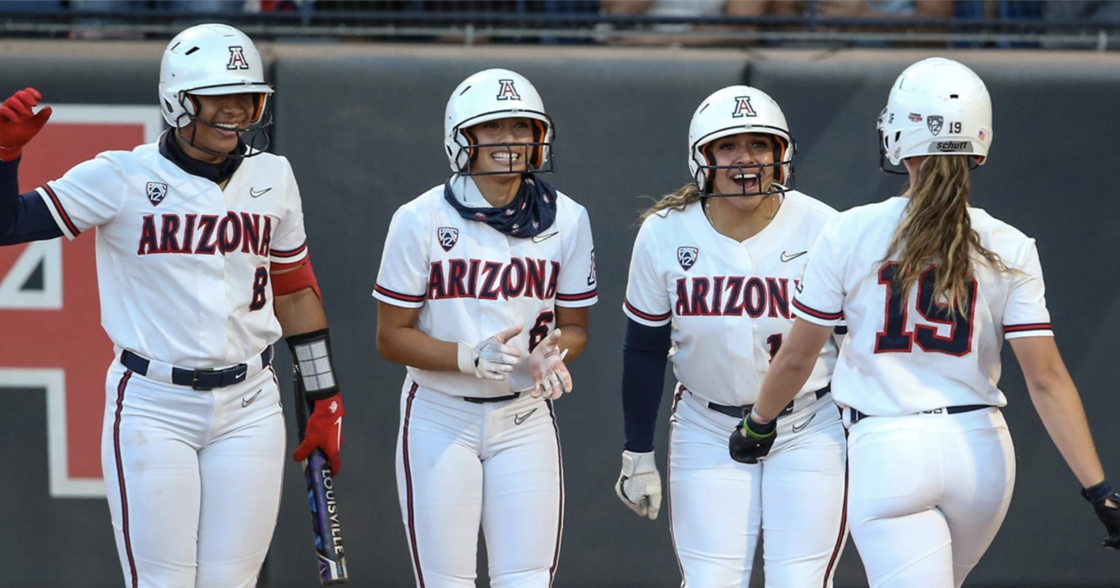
[2,0,1120,50]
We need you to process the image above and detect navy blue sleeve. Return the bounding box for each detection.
[622,317,672,453]
[0,157,64,245]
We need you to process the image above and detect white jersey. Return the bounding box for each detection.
[623,190,838,407]
[792,197,1053,416]
[38,139,309,368]
[374,175,598,398]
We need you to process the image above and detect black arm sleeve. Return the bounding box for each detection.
[621,317,673,453]
[0,157,64,245]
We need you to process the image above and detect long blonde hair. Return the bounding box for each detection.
[639,183,702,223]
[886,155,1009,314]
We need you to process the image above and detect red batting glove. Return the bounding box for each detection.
[0,88,53,162]
[292,394,345,476]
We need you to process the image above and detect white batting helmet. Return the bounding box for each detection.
[158,23,273,129]
[444,69,554,174]
[688,85,795,195]
[878,57,993,170]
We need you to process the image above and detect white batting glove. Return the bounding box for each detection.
[528,329,572,399]
[615,450,662,520]
[457,325,523,381]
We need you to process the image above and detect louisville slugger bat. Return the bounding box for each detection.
[294,375,348,585]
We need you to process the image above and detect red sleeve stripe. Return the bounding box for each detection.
[556,289,597,302]
[40,184,80,237]
[792,298,843,321]
[624,299,671,322]
[374,284,426,303]
[271,241,308,259]
[1005,323,1052,333]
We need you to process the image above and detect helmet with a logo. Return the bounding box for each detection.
[158,24,273,132]
[878,57,992,172]
[444,69,554,175]
[688,85,795,196]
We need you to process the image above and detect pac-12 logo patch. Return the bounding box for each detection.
[227,46,250,70]
[437,227,459,252]
[496,79,522,101]
[732,96,756,118]
[677,246,699,271]
[146,182,169,206]
[927,115,944,136]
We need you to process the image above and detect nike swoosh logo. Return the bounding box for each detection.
[532,232,559,243]
[242,389,262,408]
[780,250,808,263]
[791,413,816,433]
[514,408,538,425]
[250,187,272,198]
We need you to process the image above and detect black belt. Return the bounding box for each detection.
[120,347,273,391]
[705,385,831,420]
[462,392,522,404]
[848,404,992,426]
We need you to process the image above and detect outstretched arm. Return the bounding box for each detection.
[0,89,62,245]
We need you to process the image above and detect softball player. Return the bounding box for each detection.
[615,86,848,587]
[374,68,597,588]
[0,25,344,588]
[732,58,1120,587]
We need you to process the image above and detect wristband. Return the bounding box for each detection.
[286,328,339,400]
[1082,479,1115,504]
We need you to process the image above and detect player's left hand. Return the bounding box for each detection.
[528,329,571,399]
[728,413,776,464]
[0,88,52,162]
[615,450,662,520]
[1082,480,1120,549]
[293,393,345,476]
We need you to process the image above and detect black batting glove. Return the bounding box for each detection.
[1082,480,1120,549]
[728,414,776,465]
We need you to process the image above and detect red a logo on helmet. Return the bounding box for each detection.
[227,46,250,71]
[496,79,522,101]
[732,96,756,118]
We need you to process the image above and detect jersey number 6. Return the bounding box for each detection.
[875,263,976,356]
[528,310,554,352]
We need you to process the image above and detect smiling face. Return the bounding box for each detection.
[464,117,535,175]
[707,132,778,197]
[177,93,262,163]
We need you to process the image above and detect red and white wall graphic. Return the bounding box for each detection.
[0,105,163,498]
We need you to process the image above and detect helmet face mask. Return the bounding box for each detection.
[878,57,993,174]
[159,24,275,159]
[689,86,796,198]
[445,69,555,176]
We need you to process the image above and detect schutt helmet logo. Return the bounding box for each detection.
[146,182,169,206]
[677,246,699,271]
[927,115,944,136]
[496,79,522,101]
[227,46,250,70]
[437,227,459,252]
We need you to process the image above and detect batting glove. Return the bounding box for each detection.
[0,88,52,162]
[293,394,345,476]
[458,325,523,381]
[1082,480,1120,549]
[728,412,777,464]
[615,450,662,520]
[528,328,572,399]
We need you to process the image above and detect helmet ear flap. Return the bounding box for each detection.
[701,144,716,193]
[530,119,547,169]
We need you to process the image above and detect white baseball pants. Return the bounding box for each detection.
[668,386,849,588]
[846,407,1015,588]
[102,359,285,588]
[395,379,564,588]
